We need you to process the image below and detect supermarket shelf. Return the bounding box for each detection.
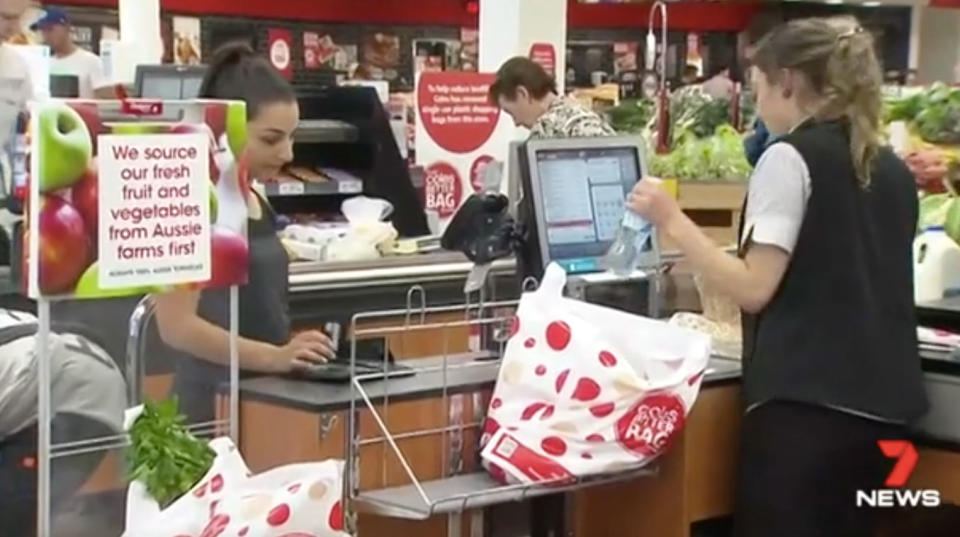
[352,467,658,520]
[261,179,363,197]
[294,119,359,143]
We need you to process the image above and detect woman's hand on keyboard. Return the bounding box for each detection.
[276,330,337,372]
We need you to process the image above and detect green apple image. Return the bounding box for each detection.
[74,262,156,298]
[37,103,93,193]
[110,123,167,135]
[209,182,219,223]
[225,101,247,160]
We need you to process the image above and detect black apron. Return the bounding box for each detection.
[172,194,290,423]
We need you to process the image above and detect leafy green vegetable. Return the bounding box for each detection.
[649,124,751,181]
[128,398,215,507]
[884,83,960,144]
[607,98,656,134]
[919,193,953,233]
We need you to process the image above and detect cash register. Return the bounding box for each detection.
[514,136,661,316]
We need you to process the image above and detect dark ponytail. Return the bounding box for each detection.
[199,41,296,120]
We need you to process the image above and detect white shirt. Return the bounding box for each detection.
[740,142,811,254]
[0,44,33,152]
[50,48,104,99]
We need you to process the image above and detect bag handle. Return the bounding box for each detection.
[536,263,568,298]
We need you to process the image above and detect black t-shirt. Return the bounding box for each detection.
[173,194,290,423]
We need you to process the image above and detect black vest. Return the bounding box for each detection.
[739,120,928,422]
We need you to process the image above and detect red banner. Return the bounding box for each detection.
[529,43,557,78]
[416,71,499,154]
[267,28,293,80]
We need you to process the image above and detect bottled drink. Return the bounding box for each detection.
[603,210,653,277]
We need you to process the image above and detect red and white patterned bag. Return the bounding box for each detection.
[480,263,711,484]
[122,437,348,537]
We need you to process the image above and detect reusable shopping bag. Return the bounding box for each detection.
[480,263,712,484]
[122,437,348,537]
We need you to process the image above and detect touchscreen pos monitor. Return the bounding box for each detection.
[135,65,208,99]
[518,136,655,277]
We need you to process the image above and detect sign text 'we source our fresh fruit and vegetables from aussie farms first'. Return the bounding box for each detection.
[97,133,212,289]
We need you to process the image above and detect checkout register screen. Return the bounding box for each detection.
[535,146,640,273]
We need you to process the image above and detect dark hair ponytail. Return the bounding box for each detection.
[199,41,296,120]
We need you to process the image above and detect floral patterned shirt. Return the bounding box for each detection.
[528,96,617,139]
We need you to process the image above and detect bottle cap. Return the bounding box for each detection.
[925,225,946,232]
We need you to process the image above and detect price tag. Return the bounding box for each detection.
[338,180,363,194]
[278,181,305,196]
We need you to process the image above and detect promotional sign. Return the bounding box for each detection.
[268,28,294,80]
[528,43,557,78]
[25,100,251,299]
[97,133,211,288]
[415,71,508,228]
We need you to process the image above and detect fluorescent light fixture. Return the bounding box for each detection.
[863,0,881,5]
[825,0,844,4]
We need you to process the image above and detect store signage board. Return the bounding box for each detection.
[97,133,212,289]
[268,28,294,80]
[25,99,252,300]
[529,43,557,78]
[415,71,507,227]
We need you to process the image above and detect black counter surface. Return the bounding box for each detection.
[230,355,744,413]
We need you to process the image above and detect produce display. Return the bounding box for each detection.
[903,147,957,194]
[606,97,656,134]
[668,86,731,140]
[649,124,751,182]
[607,86,753,182]
[885,83,960,144]
[128,398,215,507]
[24,100,251,298]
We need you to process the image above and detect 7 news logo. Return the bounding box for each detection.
[856,440,941,508]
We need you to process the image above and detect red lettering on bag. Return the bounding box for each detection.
[615,392,686,457]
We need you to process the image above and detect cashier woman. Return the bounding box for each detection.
[628,17,926,537]
[154,43,336,423]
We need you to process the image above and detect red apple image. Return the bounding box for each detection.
[204,102,247,159]
[205,103,227,141]
[208,226,249,288]
[67,102,104,155]
[71,158,98,244]
[170,123,220,183]
[38,195,92,295]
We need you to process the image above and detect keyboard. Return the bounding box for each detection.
[288,338,415,383]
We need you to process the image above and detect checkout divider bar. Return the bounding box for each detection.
[287,247,721,293]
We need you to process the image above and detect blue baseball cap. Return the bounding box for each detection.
[30,9,70,31]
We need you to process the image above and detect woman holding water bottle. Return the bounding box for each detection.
[628,17,926,537]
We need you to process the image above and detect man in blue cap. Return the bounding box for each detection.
[32,8,105,98]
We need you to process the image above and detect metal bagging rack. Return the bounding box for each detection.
[342,275,661,536]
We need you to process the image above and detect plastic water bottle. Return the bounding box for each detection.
[603,210,653,277]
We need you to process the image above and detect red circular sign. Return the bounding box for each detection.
[417,72,500,153]
[529,43,557,78]
[424,161,464,218]
[615,392,686,458]
[470,155,494,192]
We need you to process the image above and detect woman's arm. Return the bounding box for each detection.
[630,143,808,313]
[153,289,335,374]
[663,216,790,313]
[154,289,287,373]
